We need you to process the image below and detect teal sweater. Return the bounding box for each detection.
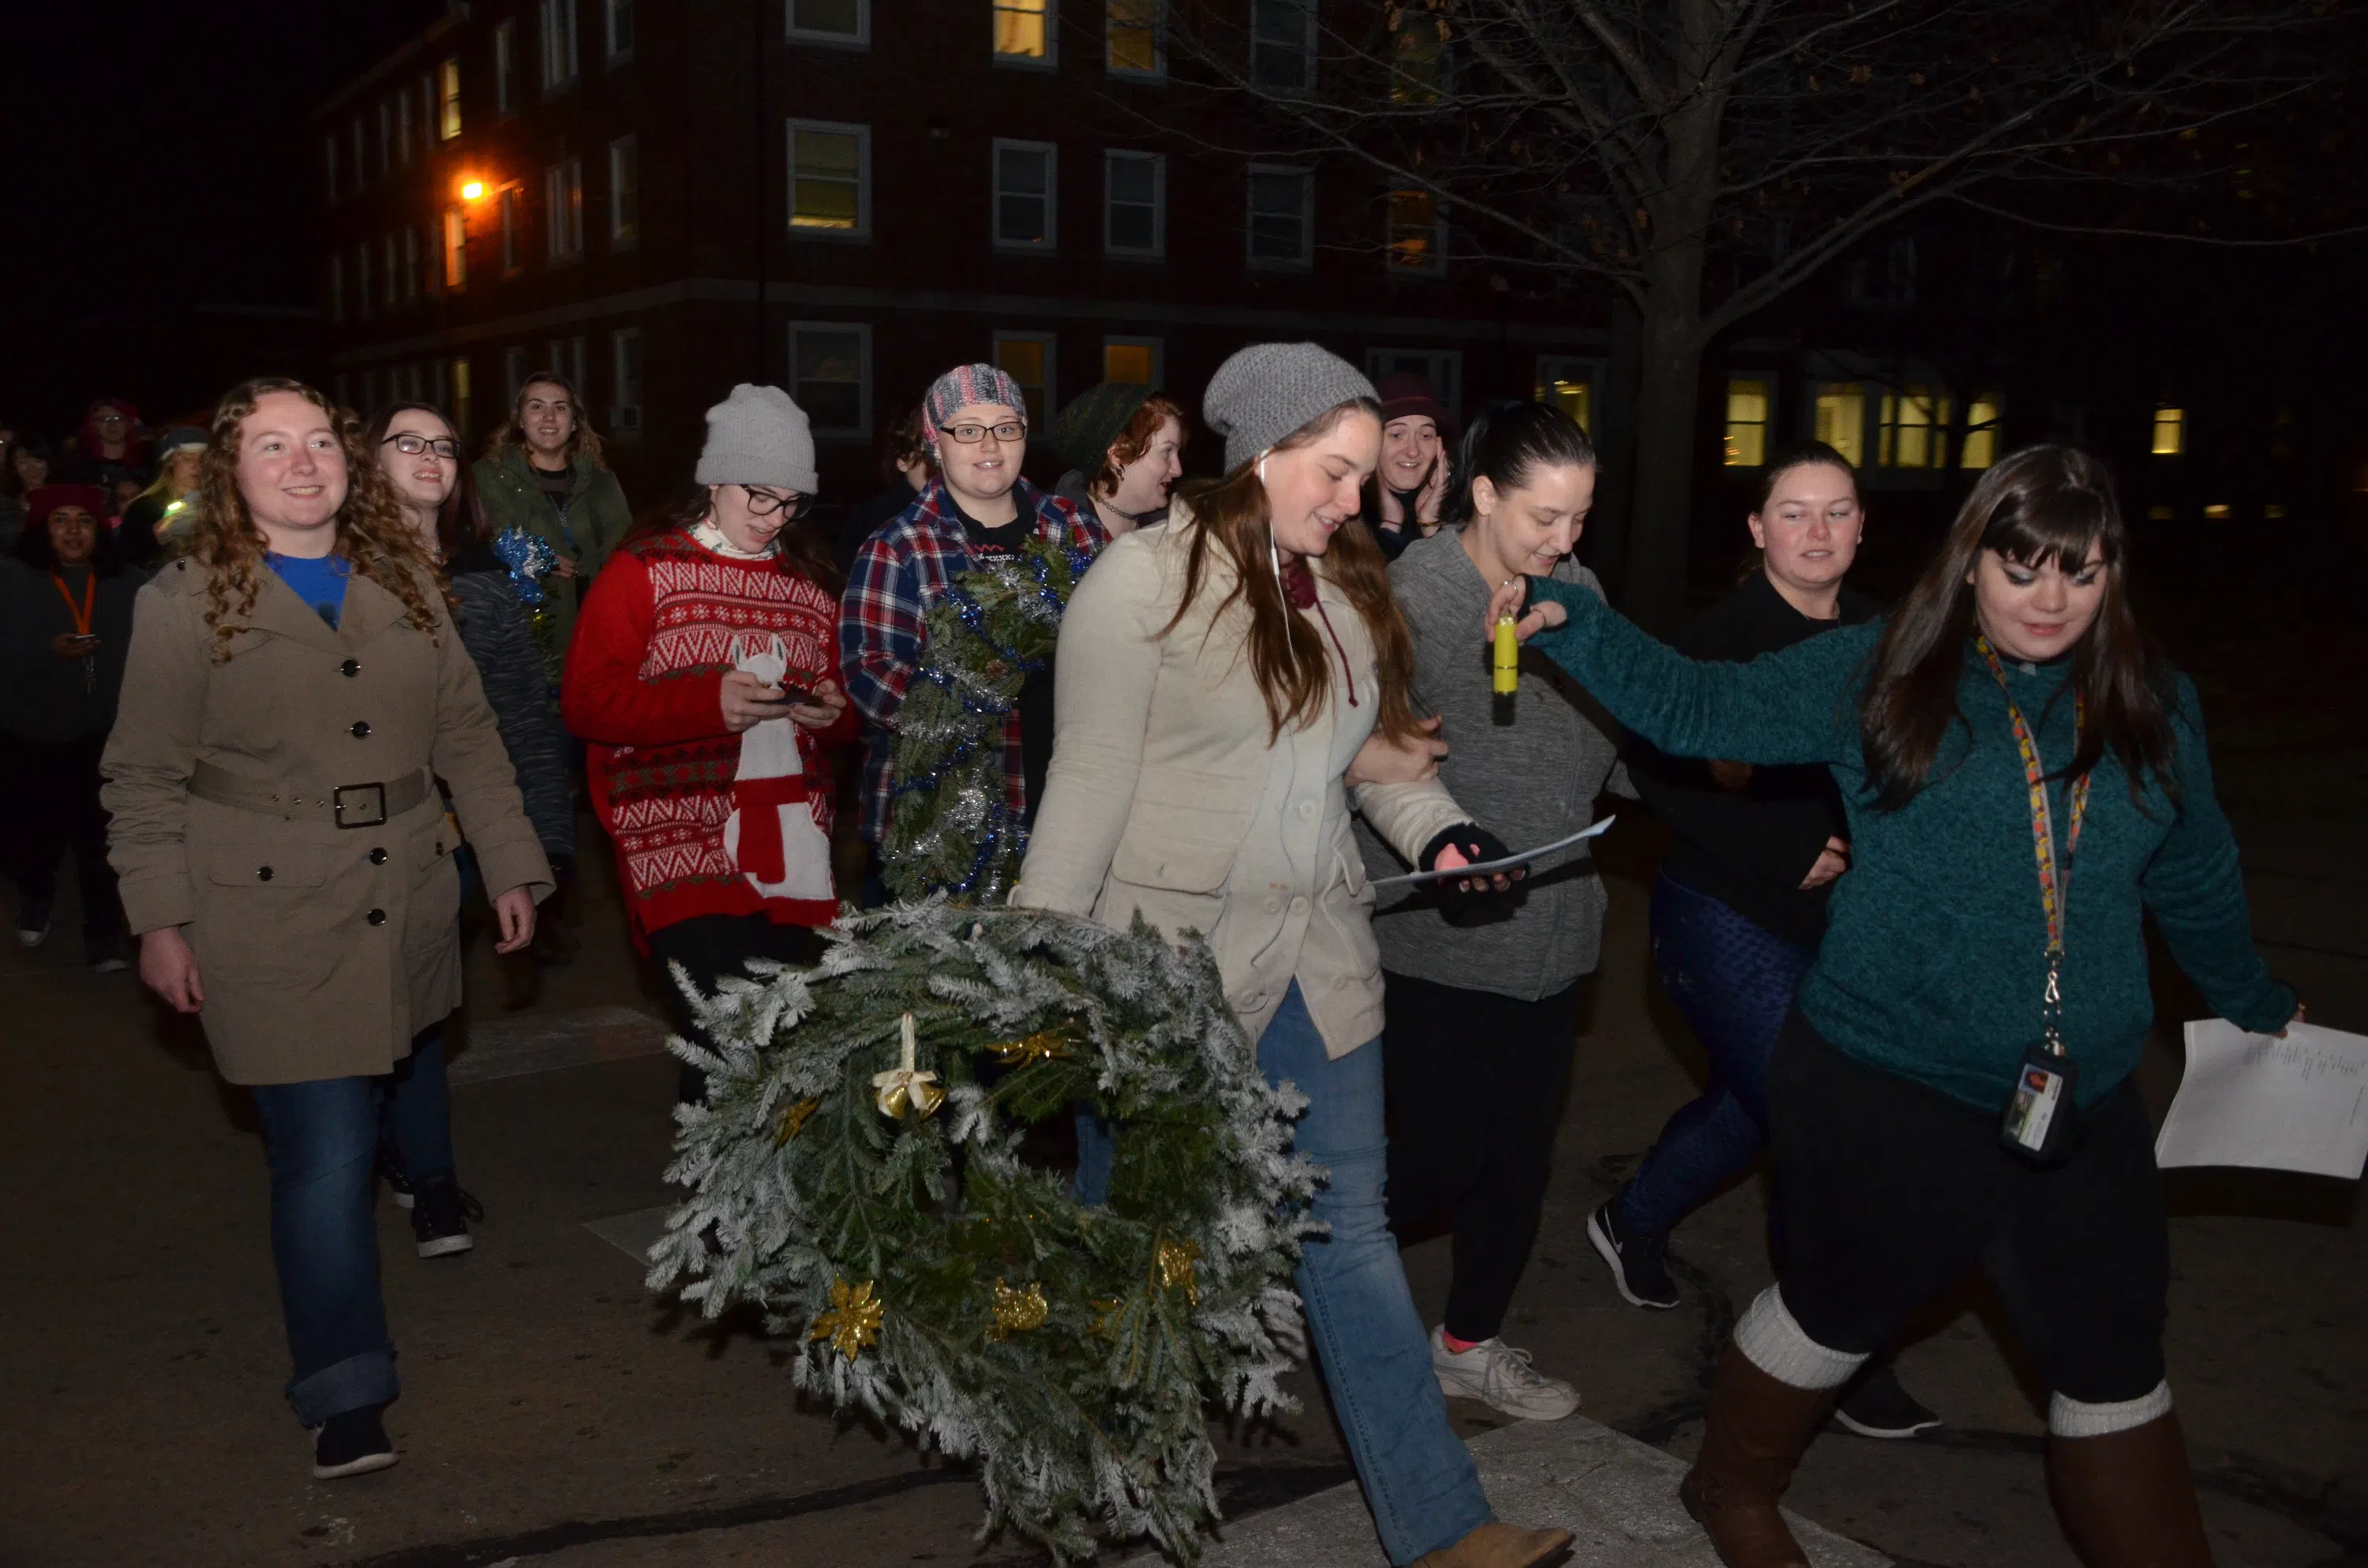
[1525,576,2295,1112]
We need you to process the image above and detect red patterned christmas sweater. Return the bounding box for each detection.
[562,526,857,949]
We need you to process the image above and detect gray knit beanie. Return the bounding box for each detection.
[695,383,817,492]
[1201,342,1378,473]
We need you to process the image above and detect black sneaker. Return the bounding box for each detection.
[87,929,129,974]
[411,1177,482,1259]
[312,1405,398,1479]
[1834,1361,1942,1439]
[1587,1201,1680,1310]
[16,897,54,949]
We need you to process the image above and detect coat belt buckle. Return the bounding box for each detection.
[333,782,389,829]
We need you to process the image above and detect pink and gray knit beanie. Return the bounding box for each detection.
[922,363,1029,449]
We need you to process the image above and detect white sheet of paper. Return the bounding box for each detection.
[2154,1019,2368,1180]
[1368,815,1617,892]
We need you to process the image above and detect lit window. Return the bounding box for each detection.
[1246,165,1312,268]
[1104,337,1163,385]
[606,0,635,61]
[1104,151,1164,256]
[789,0,869,43]
[1876,386,1948,469]
[2201,503,2231,519]
[790,323,872,436]
[545,159,585,262]
[443,208,468,290]
[1811,382,1866,469]
[494,22,517,118]
[439,59,463,139]
[995,0,1051,61]
[1391,5,1446,103]
[611,328,644,435]
[993,333,1056,426]
[541,0,581,92]
[2151,406,2185,457]
[1388,189,1444,275]
[1723,376,1772,467]
[1960,396,2000,470]
[994,140,1058,250]
[451,357,474,440]
[1536,358,1594,434]
[788,121,870,237]
[1252,0,1315,90]
[609,135,639,248]
[1108,0,1162,73]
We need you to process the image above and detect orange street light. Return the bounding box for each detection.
[460,180,486,201]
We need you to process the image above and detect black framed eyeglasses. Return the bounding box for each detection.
[743,486,813,519]
[383,432,461,459]
[937,421,1027,445]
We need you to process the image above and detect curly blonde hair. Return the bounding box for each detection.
[187,378,444,662]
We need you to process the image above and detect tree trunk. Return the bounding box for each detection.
[1622,254,1707,634]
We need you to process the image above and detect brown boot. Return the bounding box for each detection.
[2047,1411,2214,1568]
[1679,1342,1842,1568]
[1411,1521,1575,1568]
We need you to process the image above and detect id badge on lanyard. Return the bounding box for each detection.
[1977,637,2090,1166]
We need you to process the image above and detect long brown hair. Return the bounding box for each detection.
[1166,399,1418,743]
[1858,444,2175,809]
[481,372,608,470]
[187,378,444,662]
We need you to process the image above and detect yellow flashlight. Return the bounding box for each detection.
[1493,613,1519,697]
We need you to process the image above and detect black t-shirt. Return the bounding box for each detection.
[949,497,1056,830]
[1629,569,1880,949]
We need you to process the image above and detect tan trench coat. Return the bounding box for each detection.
[102,557,553,1085]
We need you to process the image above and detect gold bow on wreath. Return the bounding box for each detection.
[991,1029,1073,1067]
[990,1278,1049,1341]
[873,1012,945,1119]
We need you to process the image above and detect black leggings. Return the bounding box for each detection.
[1382,970,1585,1344]
[648,915,820,1103]
[1766,1014,2169,1405]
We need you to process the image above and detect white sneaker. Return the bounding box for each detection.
[1429,1326,1579,1420]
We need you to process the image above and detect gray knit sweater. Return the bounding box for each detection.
[1353,531,1635,1001]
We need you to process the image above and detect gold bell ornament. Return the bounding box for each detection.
[872,1012,945,1120]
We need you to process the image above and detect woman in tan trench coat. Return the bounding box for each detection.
[102,379,551,1480]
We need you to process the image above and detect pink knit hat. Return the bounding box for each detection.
[922,363,1029,450]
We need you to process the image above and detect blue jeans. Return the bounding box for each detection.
[1262,982,1492,1565]
[249,1025,454,1425]
[1616,872,1815,1241]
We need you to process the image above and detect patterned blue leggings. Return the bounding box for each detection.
[1615,871,1815,1241]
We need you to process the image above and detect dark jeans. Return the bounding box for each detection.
[647,915,821,1103]
[0,731,123,939]
[1382,970,1586,1344]
[248,1024,455,1427]
[1767,1015,2170,1405]
[1615,871,1814,1241]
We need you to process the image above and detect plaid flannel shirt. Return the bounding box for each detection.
[839,476,1109,844]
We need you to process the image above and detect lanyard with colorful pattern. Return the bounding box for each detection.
[1975,634,2088,1054]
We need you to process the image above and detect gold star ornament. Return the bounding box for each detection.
[1155,1236,1201,1306]
[809,1278,884,1361]
[989,1278,1049,1341]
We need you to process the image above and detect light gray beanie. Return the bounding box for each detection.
[695,383,818,492]
[1201,342,1378,473]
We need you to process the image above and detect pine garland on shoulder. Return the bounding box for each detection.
[649,898,1317,1563]
[883,534,1088,903]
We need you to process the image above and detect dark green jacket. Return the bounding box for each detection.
[1526,575,2295,1112]
[471,447,633,669]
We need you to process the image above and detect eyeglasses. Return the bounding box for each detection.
[743,486,812,519]
[383,432,461,459]
[937,421,1027,445]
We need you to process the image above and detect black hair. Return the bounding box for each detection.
[1754,440,1857,511]
[1440,399,1596,527]
[16,496,126,576]
[2,435,53,499]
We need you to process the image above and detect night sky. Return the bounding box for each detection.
[0,1,443,435]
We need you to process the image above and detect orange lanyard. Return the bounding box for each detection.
[51,571,94,638]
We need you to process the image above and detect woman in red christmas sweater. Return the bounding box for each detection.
[564,385,857,1102]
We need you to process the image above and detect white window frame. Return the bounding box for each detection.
[993,0,1058,68]
[786,0,871,47]
[1245,163,1313,271]
[610,327,645,436]
[1250,0,1317,93]
[609,134,640,249]
[494,21,518,118]
[785,119,872,240]
[439,58,463,140]
[605,0,635,63]
[545,159,585,263]
[1363,347,1462,414]
[541,0,582,94]
[992,139,1059,253]
[1102,335,1164,387]
[1721,372,1774,468]
[1106,0,1165,77]
[1385,187,1447,277]
[787,321,875,440]
[1103,149,1165,259]
[991,331,1058,428]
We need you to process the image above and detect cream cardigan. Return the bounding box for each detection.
[1011,511,1472,1057]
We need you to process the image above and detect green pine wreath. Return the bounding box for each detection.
[649,898,1319,1563]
